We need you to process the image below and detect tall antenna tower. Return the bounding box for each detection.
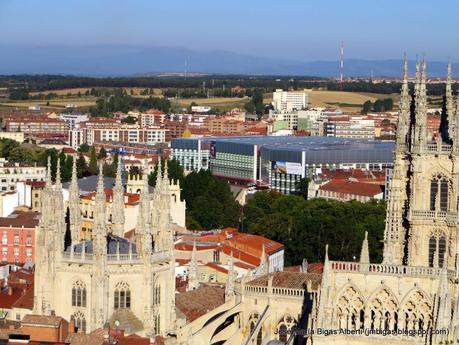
[340,41,344,90]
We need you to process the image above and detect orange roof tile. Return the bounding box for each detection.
[319,180,383,197]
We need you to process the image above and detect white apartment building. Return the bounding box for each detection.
[0,160,46,192]
[272,89,308,112]
[69,129,84,149]
[323,117,375,139]
[59,113,89,129]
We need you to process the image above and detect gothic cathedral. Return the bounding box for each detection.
[33,158,176,337]
[315,60,459,344]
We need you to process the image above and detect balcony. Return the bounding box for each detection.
[409,209,457,223]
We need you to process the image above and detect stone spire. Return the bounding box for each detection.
[162,159,169,190]
[111,157,125,237]
[396,55,410,148]
[257,242,269,276]
[187,241,199,291]
[68,157,81,244]
[155,159,162,191]
[382,57,411,265]
[136,161,152,257]
[225,251,235,301]
[359,231,370,264]
[413,59,428,148]
[55,158,62,190]
[445,62,454,141]
[435,255,452,341]
[45,156,52,189]
[93,163,107,257]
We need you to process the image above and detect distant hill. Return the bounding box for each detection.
[0,44,456,77]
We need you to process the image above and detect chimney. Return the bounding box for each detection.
[7,287,13,296]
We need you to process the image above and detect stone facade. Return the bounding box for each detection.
[175,60,459,345]
[33,158,177,337]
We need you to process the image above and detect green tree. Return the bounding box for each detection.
[383,98,394,111]
[62,155,73,182]
[78,143,90,153]
[373,99,383,112]
[294,178,309,199]
[76,153,88,178]
[243,192,386,265]
[362,100,373,114]
[88,147,99,175]
[98,147,107,159]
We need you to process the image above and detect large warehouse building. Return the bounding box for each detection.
[171,136,394,194]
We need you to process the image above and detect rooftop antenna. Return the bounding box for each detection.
[340,41,344,90]
[184,58,188,79]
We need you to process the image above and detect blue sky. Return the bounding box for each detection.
[0,0,458,61]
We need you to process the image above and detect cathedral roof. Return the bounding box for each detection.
[66,234,137,255]
[247,271,322,290]
[175,286,225,322]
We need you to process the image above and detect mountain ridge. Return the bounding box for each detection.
[0,44,457,77]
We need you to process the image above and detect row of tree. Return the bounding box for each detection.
[89,89,171,116]
[362,98,394,113]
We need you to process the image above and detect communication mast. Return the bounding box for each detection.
[340,41,344,90]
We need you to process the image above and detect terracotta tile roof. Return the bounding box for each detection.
[175,286,225,322]
[0,211,40,228]
[21,314,64,328]
[247,271,322,290]
[25,181,46,188]
[318,168,385,183]
[0,288,27,309]
[116,334,150,345]
[66,329,104,345]
[12,284,34,310]
[319,180,383,197]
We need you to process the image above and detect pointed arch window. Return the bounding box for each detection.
[430,176,449,211]
[277,315,296,342]
[114,281,131,309]
[73,311,86,333]
[71,281,87,307]
[428,231,446,267]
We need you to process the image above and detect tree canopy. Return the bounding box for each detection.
[242,191,386,266]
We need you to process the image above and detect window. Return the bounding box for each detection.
[430,176,449,211]
[26,234,32,246]
[153,283,161,306]
[1,232,7,245]
[26,248,32,257]
[72,281,87,307]
[13,232,19,245]
[154,314,160,335]
[74,311,86,333]
[114,282,131,309]
[213,250,220,263]
[428,232,447,268]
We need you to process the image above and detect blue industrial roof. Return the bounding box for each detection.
[172,136,395,164]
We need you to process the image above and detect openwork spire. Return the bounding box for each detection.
[69,157,81,244]
[397,55,410,147]
[155,158,162,189]
[359,231,370,264]
[446,62,455,140]
[45,156,52,188]
[96,163,104,197]
[187,241,199,291]
[112,156,125,237]
[225,251,235,300]
[55,157,62,190]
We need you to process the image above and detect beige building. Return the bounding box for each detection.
[33,158,177,337]
[0,131,25,142]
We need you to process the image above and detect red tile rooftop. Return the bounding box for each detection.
[319,179,383,197]
[0,211,40,228]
